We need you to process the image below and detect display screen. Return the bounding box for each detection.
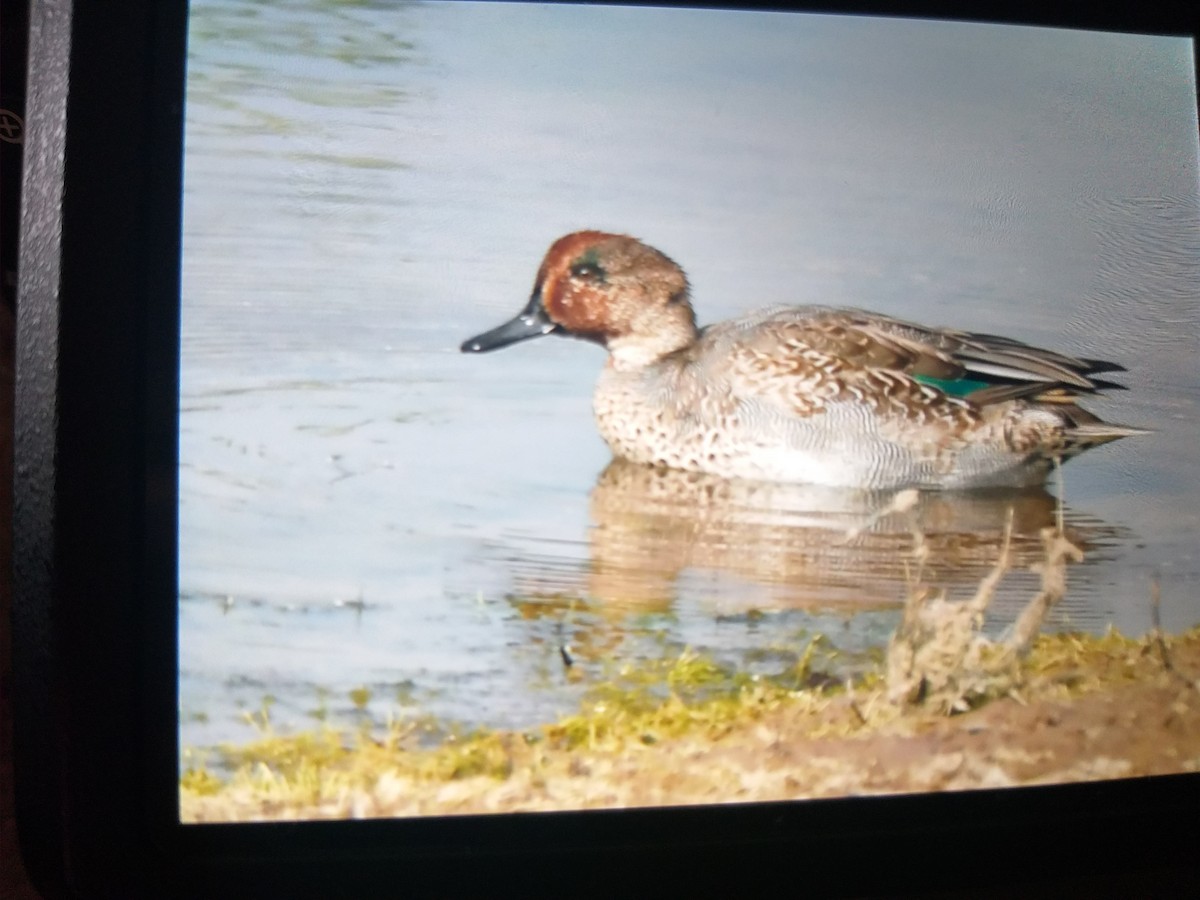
[178,0,1200,822]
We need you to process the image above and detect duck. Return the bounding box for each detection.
[461,231,1146,490]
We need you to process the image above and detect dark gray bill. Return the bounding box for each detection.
[460,293,558,353]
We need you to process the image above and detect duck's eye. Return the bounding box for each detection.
[569,261,605,281]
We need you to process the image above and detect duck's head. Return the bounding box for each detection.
[461,231,698,368]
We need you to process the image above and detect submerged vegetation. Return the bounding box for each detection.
[182,490,1200,822]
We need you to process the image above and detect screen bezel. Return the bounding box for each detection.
[13,0,1200,895]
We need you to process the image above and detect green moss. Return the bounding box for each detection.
[219,726,351,774]
[180,767,224,797]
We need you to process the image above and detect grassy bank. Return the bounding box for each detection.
[181,623,1200,822]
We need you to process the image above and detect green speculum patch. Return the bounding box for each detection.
[913,374,993,397]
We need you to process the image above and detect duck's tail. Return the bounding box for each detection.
[960,364,1149,459]
[1061,420,1152,455]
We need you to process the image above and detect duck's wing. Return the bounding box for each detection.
[722,307,1118,398]
[689,307,1145,457]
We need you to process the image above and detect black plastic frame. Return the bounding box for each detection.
[12,0,1200,896]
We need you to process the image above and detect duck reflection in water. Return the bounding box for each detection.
[506,460,1121,623]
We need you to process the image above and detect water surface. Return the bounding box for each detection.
[179,1,1200,750]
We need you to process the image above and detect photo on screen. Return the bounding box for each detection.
[177,0,1200,822]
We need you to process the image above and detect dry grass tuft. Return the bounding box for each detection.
[885,481,1084,713]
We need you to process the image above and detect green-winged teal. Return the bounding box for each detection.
[462,231,1145,489]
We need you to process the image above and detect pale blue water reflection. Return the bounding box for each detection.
[179,1,1200,750]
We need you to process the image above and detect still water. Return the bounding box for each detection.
[179,1,1200,750]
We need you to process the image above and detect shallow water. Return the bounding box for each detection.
[179,1,1200,751]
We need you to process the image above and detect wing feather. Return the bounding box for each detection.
[733,307,1117,395]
